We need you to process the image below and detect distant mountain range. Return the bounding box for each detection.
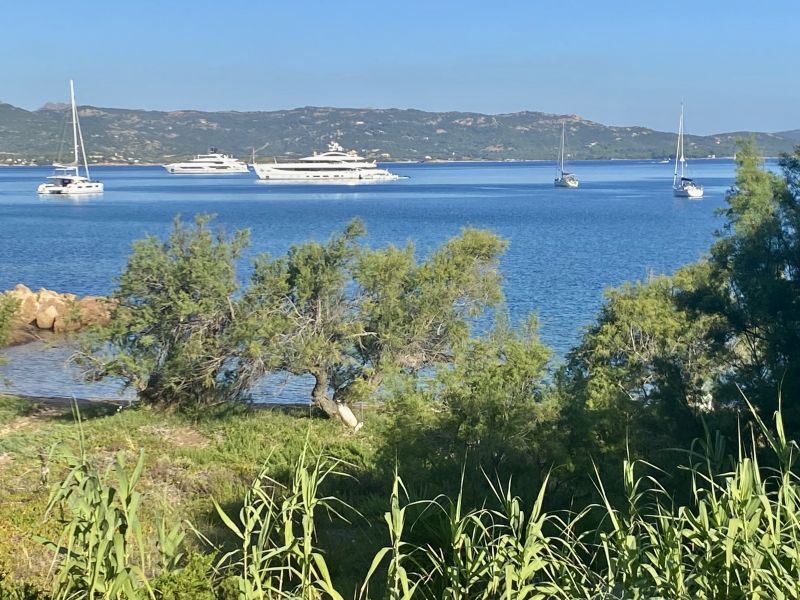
[0,102,797,164]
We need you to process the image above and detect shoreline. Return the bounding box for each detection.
[0,156,752,168]
[2,392,315,412]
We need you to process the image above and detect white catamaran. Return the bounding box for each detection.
[37,81,103,195]
[672,103,703,199]
[251,142,401,182]
[554,122,578,188]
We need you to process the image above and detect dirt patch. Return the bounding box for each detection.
[139,425,210,449]
[0,407,63,437]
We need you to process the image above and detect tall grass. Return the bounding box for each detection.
[35,405,183,600]
[31,403,800,599]
[210,445,350,599]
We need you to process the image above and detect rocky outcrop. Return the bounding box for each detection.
[2,284,113,345]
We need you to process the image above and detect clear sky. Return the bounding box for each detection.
[1,0,797,134]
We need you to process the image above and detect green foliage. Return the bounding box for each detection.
[241,220,367,418]
[433,317,553,469]
[79,215,251,407]
[5,394,800,599]
[243,221,507,421]
[700,141,800,427]
[0,570,49,600]
[40,437,154,599]
[211,446,348,599]
[354,228,507,374]
[0,295,18,363]
[380,317,563,500]
[375,405,800,599]
[562,267,726,460]
[360,474,422,600]
[85,216,507,422]
[151,554,214,600]
[563,141,800,463]
[37,406,188,600]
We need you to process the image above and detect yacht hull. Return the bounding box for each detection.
[252,165,399,182]
[38,182,104,195]
[164,165,249,174]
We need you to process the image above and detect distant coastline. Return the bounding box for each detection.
[2,103,796,165]
[0,156,756,169]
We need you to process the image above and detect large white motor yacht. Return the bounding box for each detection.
[163,150,249,174]
[252,142,401,182]
[38,81,104,195]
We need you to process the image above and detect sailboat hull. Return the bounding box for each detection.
[555,178,579,188]
[673,185,703,199]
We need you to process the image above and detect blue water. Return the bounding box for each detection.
[0,160,744,401]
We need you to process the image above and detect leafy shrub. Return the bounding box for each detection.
[151,554,214,600]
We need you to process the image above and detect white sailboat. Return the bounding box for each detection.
[554,122,578,188]
[672,103,703,198]
[37,81,103,195]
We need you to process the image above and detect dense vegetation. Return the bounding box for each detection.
[0,296,16,347]
[76,217,505,429]
[1,141,799,598]
[1,101,798,163]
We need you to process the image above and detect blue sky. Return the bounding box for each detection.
[1,0,797,134]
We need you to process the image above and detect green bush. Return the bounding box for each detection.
[152,554,214,600]
[0,570,49,600]
[0,295,18,351]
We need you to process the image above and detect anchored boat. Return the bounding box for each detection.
[672,103,703,199]
[554,122,578,188]
[37,81,103,195]
[163,149,249,174]
[252,142,401,182]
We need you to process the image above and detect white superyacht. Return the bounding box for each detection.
[252,142,401,182]
[163,149,249,174]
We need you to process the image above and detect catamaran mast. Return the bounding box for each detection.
[70,80,79,169]
[70,80,92,180]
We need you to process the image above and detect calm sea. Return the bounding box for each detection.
[0,160,754,401]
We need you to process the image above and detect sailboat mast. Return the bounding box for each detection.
[673,104,683,187]
[77,107,91,180]
[560,122,565,175]
[679,103,686,179]
[70,80,79,168]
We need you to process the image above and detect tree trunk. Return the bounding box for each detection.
[312,371,362,431]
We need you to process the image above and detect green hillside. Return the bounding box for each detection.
[0,102,796,164]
